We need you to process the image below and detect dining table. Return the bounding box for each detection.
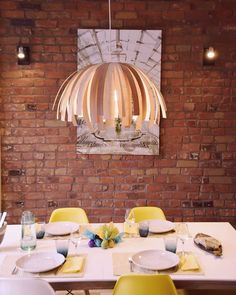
[0,222,235,291]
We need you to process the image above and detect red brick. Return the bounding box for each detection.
[209,177,233,184]
[184,103,195,112]
[215,136,235,143]
[109,169,130,176]
[109,161,137,169]
[154,160,177,167]
[115,11,137,19]
[204,168,225,176]
[161,168,180,175]
[177,160,198,168]
[36,144,57,152]
[169,175,189,183]
[131,169,144,176]
[1,1,18,9]
[146,168,158,175]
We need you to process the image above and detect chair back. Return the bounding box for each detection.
[0,278,55,295]
[113,274,178,295]
[49,207,89,223]
[129,206,166,222]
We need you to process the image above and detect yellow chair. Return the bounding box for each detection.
[49,207,90,295]
[49,207,89,223]
[128,206,166,222]
[113,274,178,295]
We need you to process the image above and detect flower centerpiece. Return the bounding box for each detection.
[84,222,123,249]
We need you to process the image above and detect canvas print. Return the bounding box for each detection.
[76,29,162,155]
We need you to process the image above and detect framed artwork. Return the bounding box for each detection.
[76,29,162,155]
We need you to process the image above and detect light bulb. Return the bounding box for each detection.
[206,47,215,59]
[17,46,25,59]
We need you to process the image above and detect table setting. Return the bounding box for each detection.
[112,220,203,277]
[1,252,87,279]
[0,218,194,279]
[0,213,88,279]
[0,218,235,291]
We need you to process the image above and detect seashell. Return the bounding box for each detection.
[194,233,222,256]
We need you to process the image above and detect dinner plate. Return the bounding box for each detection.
[45,221,79,236]
[131,249,179,270]
[16,252,65,273]
[148,220,175,234]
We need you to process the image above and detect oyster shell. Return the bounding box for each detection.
[194,233,222,256]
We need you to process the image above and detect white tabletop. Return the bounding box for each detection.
[0,222,235,290]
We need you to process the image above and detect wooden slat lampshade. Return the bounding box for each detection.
[53,62,167,131]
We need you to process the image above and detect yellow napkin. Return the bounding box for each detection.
[58,256,85,274]
[179,253,199,271]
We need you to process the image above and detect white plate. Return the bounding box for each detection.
[45,221,79,235]
[148,220,175,233]
[16,252,65,273]
[131,249,179,271]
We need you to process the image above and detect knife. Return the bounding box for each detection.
[0,212,7,228]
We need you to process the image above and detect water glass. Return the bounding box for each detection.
[20,211,36,251]
[35,222,45,239]
[55,239,70,258]
[70,232,82,254]
[138,221,149,237]
[125,209,135,222]
[164,236,178,253]
[124,209,137,237]
[176,223,189,255]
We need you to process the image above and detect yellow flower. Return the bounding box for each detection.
[96,222,120,248]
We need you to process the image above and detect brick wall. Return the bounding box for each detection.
[0,0,236,224]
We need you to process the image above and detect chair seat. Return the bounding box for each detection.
[0,278,55,295]
[49,207,89,224]
[48,207,90,295]
[128,206,166,222]
[113,274,178,295]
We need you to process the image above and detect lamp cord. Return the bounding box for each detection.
[108,0,111,31]
[108,0,112,57]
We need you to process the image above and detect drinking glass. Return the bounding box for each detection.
[138,221,149,237]
[20,211,36,251]
[125,209,135,222]
[55,239,70,258]
[35,222,45,239]
[124,209,137,237]
[70,232,82,254]
[164,236,178,253]
[176,223,189,256]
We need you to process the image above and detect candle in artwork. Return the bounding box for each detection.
[114,89,119,118]
[132,115,138,122]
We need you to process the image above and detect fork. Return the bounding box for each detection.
[128,258,159,274]
[128,258,133,272]
[11,266,18,275]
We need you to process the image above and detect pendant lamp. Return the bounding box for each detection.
[53,62,167,131]
[53,0,167,132]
